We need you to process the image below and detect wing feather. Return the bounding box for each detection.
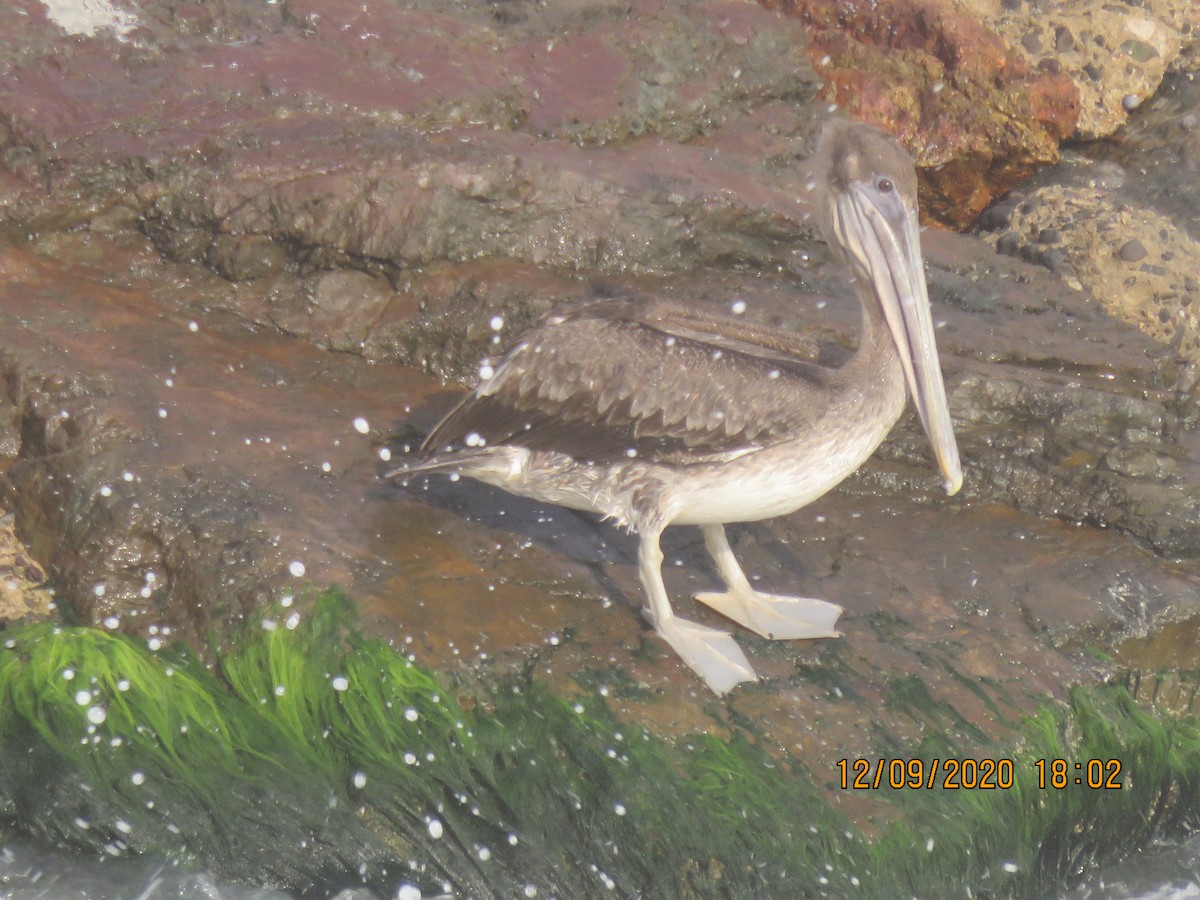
[421,299,830,466]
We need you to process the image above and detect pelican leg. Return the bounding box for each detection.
[638,528,756,694]
[694,524,843,641]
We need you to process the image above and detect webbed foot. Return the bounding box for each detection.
[693,589,842,641]
[653,616,757,694]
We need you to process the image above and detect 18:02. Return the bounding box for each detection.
[1034,758,1123,789]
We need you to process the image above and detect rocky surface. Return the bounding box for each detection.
[764,0,1079,228]
[977,68,1200,364]
[0,511,52,624]
[0,0,1199,887]
[766,0,1198,225]
[967,0,1198,140]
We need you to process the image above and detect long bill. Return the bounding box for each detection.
[837,185,964,495]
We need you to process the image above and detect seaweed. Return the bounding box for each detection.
[3,590,1200,898]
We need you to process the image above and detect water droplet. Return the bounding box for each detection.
[353,771,367,789]
[288,561,306,578]
[331,676,349,691]
[75,690,92,706]
[428,818,444,839]
[404,708,419,722]
[130,771,146,786]
[353,416,370,434]
[87,706,107,725]
[730,299,747,314]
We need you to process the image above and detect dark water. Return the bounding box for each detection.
[6,831,1200,900]
[0,838,303,900]
[1067,833,1200,900]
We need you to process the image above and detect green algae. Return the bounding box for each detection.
[3,591,1200,898]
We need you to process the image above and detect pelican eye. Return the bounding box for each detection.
[875,176,894,193]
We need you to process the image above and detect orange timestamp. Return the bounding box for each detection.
[1033,758,1123,790]
[838,757,1015,790]
[837,757,1126,791]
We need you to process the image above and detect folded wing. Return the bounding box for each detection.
[421,299,830,466]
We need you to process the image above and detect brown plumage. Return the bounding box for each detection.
[391,119,963,694]
[422,298,826,467]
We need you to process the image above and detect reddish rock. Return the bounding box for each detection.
[762,0,1080,227]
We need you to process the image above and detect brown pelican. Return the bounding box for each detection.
[392,120,962,693]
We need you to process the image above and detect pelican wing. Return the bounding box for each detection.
[420,300,829,466]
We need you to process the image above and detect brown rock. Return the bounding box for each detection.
[760,0,1080,227]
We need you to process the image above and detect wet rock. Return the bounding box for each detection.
[940,372,1200,557]
[0,351,281,647]
[268,270,397,354]
[0,0,821,172]
[206,234,289,282]
[1103,445,1177,481]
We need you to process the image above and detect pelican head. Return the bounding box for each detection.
[812,120,963,495]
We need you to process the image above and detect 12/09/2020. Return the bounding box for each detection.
[837,758,1124,790]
